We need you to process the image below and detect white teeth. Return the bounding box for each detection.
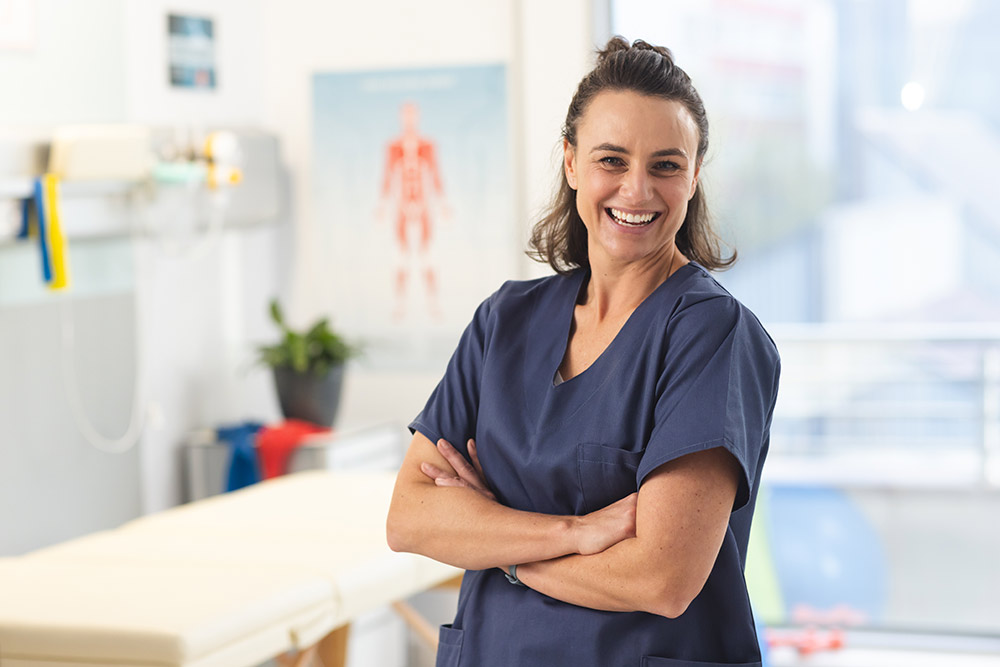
[609,208,656,225]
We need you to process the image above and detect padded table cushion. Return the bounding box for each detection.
[0,470,460,666]
[0,558,334,666]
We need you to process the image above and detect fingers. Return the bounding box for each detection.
[436,439,473,473]
[468,439,486,478]
[433,438,497,501]
[437,439,481,483]
[420,461,471,490]
[466,440,497,499]
[433,473,496,501]
[420,461,448,480]
[434,476,470,489]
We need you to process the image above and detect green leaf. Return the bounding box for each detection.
[257,344,287,368]
[288,334,308,373]
[306,318,330,340]
[269,299,284,328]
[258,299,362,372]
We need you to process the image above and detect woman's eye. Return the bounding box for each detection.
[599,156,625,167]
[654,161,681,171]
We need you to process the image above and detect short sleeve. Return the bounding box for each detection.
[408,292,495,452]
[636,295,780,511]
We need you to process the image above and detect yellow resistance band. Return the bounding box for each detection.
[43,173,71,290]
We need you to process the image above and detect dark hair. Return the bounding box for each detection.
[527,36,735,274]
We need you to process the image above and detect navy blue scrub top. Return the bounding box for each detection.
[410,263,780,667]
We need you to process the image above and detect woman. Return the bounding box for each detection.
[387,37,780,666]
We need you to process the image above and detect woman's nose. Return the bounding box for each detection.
[620,169,653,202]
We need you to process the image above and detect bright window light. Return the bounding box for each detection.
[901,81,926,111]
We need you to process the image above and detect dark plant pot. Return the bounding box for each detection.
[272,364,345,428]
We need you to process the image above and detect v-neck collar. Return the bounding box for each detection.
[550,263,698,389]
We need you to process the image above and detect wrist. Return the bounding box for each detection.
[567,514,586,554]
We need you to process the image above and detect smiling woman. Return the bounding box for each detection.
[563,92,700,272]
[528,38,734,278]
[387,37,780,667]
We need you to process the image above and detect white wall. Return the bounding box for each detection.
[0,0,126,124]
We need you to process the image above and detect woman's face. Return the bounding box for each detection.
[564,89,701,272]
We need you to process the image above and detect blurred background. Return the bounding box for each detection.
[1,0,998,665]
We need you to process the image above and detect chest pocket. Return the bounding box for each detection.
[577,443,642,514]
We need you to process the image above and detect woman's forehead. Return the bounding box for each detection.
[577,90,699,150]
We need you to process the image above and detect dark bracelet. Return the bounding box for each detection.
[504,563,527,587]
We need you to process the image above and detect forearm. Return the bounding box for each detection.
[515,538,688,619]
[387,478,578,571]
[514,448,741,619]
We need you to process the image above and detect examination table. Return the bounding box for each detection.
[0,470,460,666]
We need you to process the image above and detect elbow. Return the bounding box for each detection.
[643,581,698,620]
[634,552,709,619]
[385,508,413,553]
[645,594,689,620]
[385,522,404,553]
[386,478,439,554]
[656,597,692,620]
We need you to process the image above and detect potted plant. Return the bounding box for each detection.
[257,299,359,427]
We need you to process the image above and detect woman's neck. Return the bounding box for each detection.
[583,245,685,321]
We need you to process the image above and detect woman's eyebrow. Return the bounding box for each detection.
[591,142,628,154]
[652,148,689,159]
[590,143,689,159]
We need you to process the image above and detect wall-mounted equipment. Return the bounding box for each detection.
[0,125,288,454]
[0,126,286,244]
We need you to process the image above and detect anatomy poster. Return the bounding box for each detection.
[313,65,514,367]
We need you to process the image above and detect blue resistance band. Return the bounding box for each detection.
[33,177,53,283]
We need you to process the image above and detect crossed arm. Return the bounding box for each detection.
[385,431,740,618]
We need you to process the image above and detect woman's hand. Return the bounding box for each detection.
[390,432,586,570]
[573,492,638,555]
[420,438,496,501]
[418,437,635,556]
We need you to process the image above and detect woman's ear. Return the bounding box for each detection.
[688,161,701,200]
[563,139,578,190]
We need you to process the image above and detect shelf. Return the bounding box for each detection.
[0,178,140,200]
[0,129,286,243]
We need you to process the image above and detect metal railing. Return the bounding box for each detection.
[767,323,1000,489]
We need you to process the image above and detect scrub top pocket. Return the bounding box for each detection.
[435,624,464,667]
[577,443,642,513]
[641,657,762,667]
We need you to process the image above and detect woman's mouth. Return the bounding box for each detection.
[607,208,660,227]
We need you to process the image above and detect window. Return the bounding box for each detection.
[613,0,1000,641]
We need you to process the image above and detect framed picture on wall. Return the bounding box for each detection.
[313,64,515,369]
[167,13,216,89]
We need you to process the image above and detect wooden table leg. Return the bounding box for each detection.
[434,573,464,590]
[392,600,439,649]
[276,646,318,667]
[315,623,351,667]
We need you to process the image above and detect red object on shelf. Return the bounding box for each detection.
[256,419,331,479]
[766,627,846,656]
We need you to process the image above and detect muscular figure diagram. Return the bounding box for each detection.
[377,102,450,319]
